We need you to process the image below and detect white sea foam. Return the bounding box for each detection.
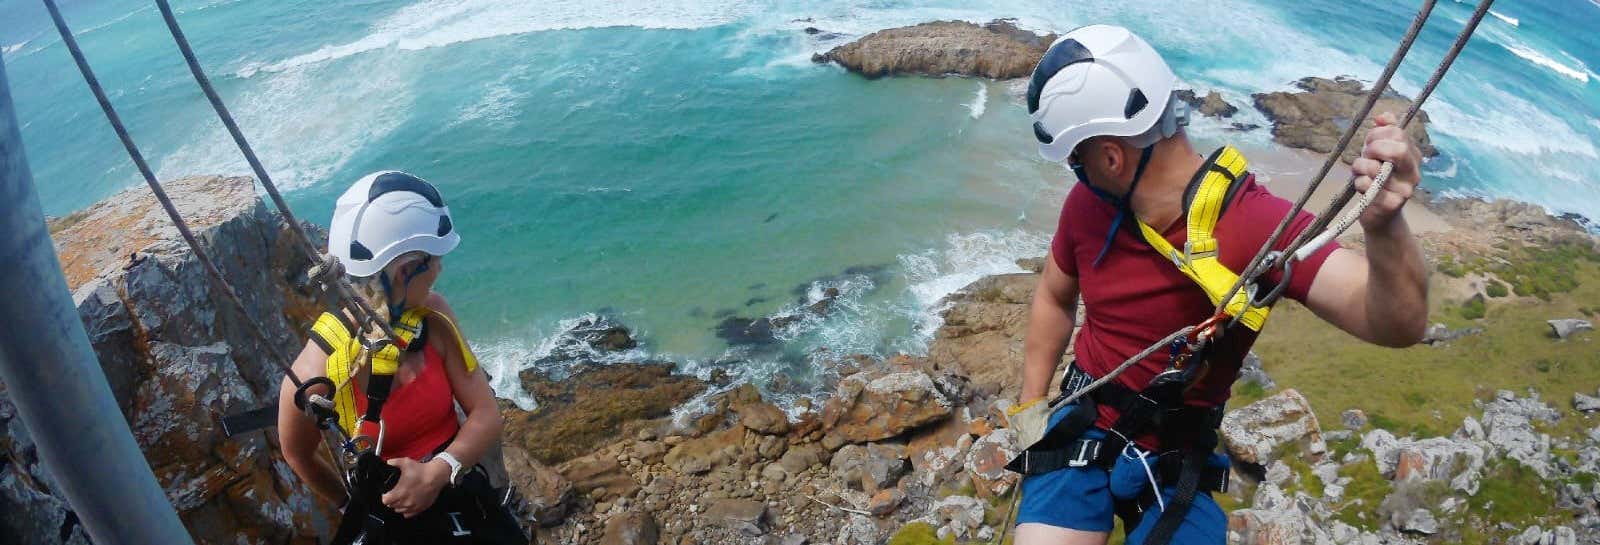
[1489,10,1519,27]
[1427,84,1599,159]
[240,0,754,76]
[897,229,1049,351]
[1500,40,1591,83]
[156,55,416,190]
[966,81,988,119]
[1,41,26,58]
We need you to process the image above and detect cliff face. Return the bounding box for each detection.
[1,175,336,544]
[813,20,1055,79]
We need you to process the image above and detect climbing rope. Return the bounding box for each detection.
[1221,0,1494,320]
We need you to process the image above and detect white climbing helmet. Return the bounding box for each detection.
[328,170,459,278]
[1028,24,1188,163]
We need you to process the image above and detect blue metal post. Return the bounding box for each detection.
[0,56,195,544]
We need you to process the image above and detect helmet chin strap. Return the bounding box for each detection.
[1075,145,1156,268]
[378,256,434,324]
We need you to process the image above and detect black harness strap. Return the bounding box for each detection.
[1143,450,1208,545]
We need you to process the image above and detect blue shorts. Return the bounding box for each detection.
[1016,404,1228,545]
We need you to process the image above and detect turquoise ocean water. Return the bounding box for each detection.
[4,0,1598,410]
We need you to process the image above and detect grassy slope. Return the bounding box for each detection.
[1244,262,1600,439]
[1240,250,1600,540]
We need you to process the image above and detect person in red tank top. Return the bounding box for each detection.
[276,172,516,544]
[1012,26,1430,545]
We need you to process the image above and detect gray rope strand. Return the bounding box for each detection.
[151,0,398,344]
[1286,0,1494,262]
[42,0,302,387]
[1211,0,1439,319]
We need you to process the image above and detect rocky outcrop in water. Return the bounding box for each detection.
[813,20,1054,79]
[1176,89,1240,118]
[1252,76,1438,164]
[2,176,335,544]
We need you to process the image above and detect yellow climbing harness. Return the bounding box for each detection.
[1134,146,1272,331]
[309,307,480,436]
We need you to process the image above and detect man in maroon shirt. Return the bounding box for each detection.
[1011,25,1428,545]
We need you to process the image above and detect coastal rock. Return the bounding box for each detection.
[1422,322,1485,345]
[1362,430,1486,493]
[1548,319,1594,340]
[1480,391,1560,478]
[1575,393,1600,413]
[916,496,987,541]
[601,512,659,545]
[506,362,706,464]
[704,498,770,536]
[927,272,1038,398]
[1176,89,1240,118]
[1238,351,1276,391]
[502,445,577,526]
[1342,409,1369,430]
[815,19,1055,79]
[1394,508,1440,535]
[1221,389,1326,466]
[820,369,953,443]
[1251,76,1437,164]
[8,175,336,544]
[965,428,1020,498]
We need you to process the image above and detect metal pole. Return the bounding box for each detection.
[0,58,194,544]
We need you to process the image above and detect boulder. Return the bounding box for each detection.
[965,428,1020,498]
[866,488,905,517]
[506,362,706,464]
[835,514,883,545]
[1422,322,1484,345]
[502,445,577,526]
[861,443,909,494]
[1394,508,1439,535]
[7,175,336,544]
[1480,391,1560,478]
[1221,389,1326,466]
[815,20,1055,79]
[703,498,769,536]
[916,496,988,542]
[558,453,639,501]
[1176,89,1240,118]
[1251,76,1437,164]
[820,370,953,443]
[1548,319,1594,340]
[1574,392,1600,413]
[600,512,659,545]
[1341,409,1368,430]
[1238,351,1276,391]
[926,272,1040,398]
[1362,430,1485,493]
[778,442,829,475]
[736,398,791,436]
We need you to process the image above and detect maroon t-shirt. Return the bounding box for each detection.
[1051,165,1338,439]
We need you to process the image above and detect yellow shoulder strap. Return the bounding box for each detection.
[313,307,479,437]
[311,312,363,436]
[1134,146,1272,331]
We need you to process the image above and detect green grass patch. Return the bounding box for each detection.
[1232,380,1269,406]
[1485,279,1509,298]
[1498,238,1600,300]
[1458,295,1487,320]
[1251,259,1600,441]
[889,522,955,545]
[1333,459,1392,530]
[1468,461,1558,526]
[1436,254,1468,278]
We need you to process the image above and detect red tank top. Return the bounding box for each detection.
[354,342,460,461]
